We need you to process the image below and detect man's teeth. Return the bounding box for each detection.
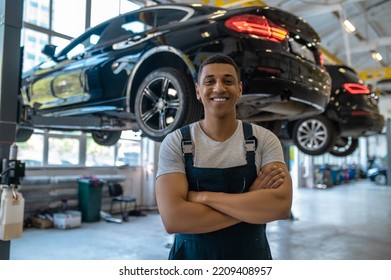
[212,98,227,101]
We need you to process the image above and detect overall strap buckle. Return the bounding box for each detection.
[242,122,257,153]
[180,125,194,156]
[180,125,194,167]
[181,139,194,155]
[244,138,257,153]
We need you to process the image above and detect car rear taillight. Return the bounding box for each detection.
[351,111,373,116]
[319,52,324,66]
[256,66,282,75]
[225,15,288,42]
[319,52,326,70]
[343,83,370,94]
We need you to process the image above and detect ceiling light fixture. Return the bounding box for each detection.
[343,19,355,33]
[371,51,383,62]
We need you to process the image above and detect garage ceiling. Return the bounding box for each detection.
[259,0,391,70]
[149,0,391,86]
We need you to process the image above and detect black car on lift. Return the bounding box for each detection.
[18,3,330,145]
[285,64,384,157]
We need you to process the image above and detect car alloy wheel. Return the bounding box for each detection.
[135,67,202,142]
[91,131,122,146]
[329,137,359,157]
[292,114,336,156]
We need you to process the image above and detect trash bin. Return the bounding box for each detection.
[330,167,340,185]
[348,166,356,180]
[77,178,104,222]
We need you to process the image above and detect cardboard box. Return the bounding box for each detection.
[31,217,54,229]
[53,211,81,229]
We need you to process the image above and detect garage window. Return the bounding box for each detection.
[17,130,142,168]
[24,0,50,29]
[17,133,44,167]
[52,0,86,37]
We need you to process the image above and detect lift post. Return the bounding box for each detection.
[387,118,391,186]
[0,0,23,260]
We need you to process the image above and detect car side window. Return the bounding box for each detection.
[66,34,100,59]
[98,17,134,44]
[121,11,156,34]
[61,24,107,60]
[155,9,188,26]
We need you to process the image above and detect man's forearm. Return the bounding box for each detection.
[194,187,292,224]
[187,162,292,224]
[163,199,241,234]
[156,173,241,234]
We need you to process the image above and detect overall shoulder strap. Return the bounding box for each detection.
[180,125,194,167]
[242,122,257,163]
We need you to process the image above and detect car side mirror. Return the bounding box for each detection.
[41,44,57,59]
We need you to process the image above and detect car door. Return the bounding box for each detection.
[80,10,158,105]
[79,15,139,106]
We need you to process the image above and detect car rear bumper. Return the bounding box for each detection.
[237,77,330,122]
[234,51,331,122]
[339,112,385,136]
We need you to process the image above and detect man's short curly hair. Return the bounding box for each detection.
[198,54,240,82]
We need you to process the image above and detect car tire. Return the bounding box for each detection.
[374,173,387,185]
[292,115,336,156]
[329,137,359,157]
[135,67,202,142]
[91,131,122,146]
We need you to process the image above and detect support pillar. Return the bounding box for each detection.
[0,0,23,260]
[386,119,391,186]
[140,138,159,209]
[282,142,296,220]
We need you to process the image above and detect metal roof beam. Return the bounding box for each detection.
[288,4,342,18]
[348,36,391,54]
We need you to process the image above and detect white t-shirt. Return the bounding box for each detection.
[156,120,285,178]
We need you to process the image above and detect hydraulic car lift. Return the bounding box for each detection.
[0,0,23,260]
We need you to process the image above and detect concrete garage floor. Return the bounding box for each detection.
[9,180,391,260]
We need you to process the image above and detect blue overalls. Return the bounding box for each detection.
[168,122,272,260]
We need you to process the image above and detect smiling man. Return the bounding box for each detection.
[155,54,292,260]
